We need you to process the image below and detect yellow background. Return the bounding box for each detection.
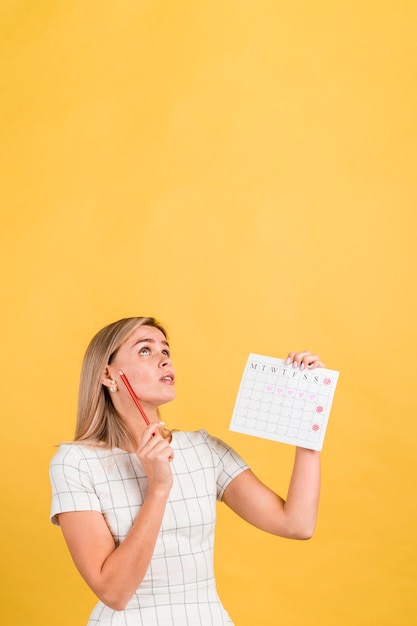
[1,2,416,624]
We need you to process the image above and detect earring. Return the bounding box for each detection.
[109,380,118,393]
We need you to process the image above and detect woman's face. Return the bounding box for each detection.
[108,325,176,411]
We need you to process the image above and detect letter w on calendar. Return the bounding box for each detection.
[229,354,339,451]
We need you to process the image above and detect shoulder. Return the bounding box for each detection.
[49,443,123,496]
[50,443,95,465]
[50,444,82,467]
[49,443,116,474]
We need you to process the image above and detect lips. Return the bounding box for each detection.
[160,373,175,384]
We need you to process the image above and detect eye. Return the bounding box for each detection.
[162,348,170,357]
[139,346,151,355]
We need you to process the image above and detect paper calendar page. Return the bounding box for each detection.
[229,354,339,451]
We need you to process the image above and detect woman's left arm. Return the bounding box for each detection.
[222,448,319,539]
[222,350,323,540]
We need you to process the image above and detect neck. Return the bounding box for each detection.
[121,406,162,450]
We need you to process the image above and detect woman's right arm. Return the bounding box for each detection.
[58,423,173,611]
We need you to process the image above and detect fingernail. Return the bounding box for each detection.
[286,357,291,364]
[300,363,305,370]
[292,361,298,368]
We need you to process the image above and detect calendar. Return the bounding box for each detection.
[229,354,339,451]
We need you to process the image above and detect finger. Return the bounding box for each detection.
[138,422,164,449]
[286,351,325,370]
[146,439,174,463]
[286,351,311,368]
[303,354,324,369]
[141,426,174,461]
[285,352,295,364]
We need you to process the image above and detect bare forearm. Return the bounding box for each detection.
[284,447,321,539]
[98,427,175,608]
[95,489,169,609]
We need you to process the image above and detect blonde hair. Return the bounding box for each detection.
[75,317,169,449]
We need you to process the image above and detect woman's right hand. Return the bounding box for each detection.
[137,422,174,493]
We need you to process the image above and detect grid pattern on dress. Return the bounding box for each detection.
[230,354,339,451]
[49,430,248,625]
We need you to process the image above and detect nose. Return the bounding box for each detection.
[160,354,172,367]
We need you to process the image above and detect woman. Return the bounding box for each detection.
[50,316,324,625]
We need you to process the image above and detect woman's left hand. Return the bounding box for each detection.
[285,350,325,370]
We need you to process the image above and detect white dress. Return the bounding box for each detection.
[50,430,249,625]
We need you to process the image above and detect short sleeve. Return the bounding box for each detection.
[49,445,101,526]
[200,431,249,500]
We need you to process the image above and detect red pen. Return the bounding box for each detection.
[118,370,150,425]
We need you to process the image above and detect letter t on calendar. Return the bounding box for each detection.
[229,354,339,451]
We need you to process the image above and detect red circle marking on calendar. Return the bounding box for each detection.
[316,405,324,413]
[323,377,331,385]
[312,424,320,432]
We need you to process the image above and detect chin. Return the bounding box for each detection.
[160,391,176,405]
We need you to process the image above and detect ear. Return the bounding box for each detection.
[101,367,116,388]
